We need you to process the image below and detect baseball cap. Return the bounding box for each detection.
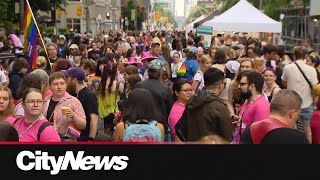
[231,45,240,51]
[225,61,240,74]
[150,42,161,47]
[189,46,198,54]
[149,59,165,71]
[58,35,66,40]
[69,44,79,49]
[65,67,86,81]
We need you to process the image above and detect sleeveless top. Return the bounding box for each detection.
[264,87,277,102]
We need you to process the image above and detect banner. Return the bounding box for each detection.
[197,26,213,48]
[0,143,318,177]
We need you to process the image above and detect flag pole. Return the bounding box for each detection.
[25,0,52,68]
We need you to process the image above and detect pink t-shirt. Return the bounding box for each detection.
[311,111,320,144]
[168,102,186,136]
[233,95,270,144]
[11,117,61,142]
[4,116,16,124]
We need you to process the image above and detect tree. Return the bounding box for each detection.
[0,0,67,32]
[185,4,207,26]
[215,0,310,21]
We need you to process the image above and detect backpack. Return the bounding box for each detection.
[13,118,52,142]
[123,120,162,142]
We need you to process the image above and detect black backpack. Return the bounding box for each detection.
[13,118,52,142]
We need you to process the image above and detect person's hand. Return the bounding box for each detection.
[65,109,74,119]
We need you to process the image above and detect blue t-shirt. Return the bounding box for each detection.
[177,58,199,82]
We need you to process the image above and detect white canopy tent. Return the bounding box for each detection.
[203,0,282,33]
[185,15,207,37]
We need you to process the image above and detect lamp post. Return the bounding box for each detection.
[83,0,90,33]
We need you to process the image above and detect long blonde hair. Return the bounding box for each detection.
[0,85,14,119]
[199,55,213,73]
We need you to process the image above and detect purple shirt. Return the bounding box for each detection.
[233,95,270,144]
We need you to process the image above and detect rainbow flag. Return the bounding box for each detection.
[23,1,39,69]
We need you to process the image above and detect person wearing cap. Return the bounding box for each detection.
[57,35,69,58]
[43,71,86,141]
[64,67,99,142]
[139,41,165,78]
[135,59,173,141]
[231,44,245,59]
[225,60,240,81]
[177,46,199,82]
[67,44,79,62]
[175,67,233,142]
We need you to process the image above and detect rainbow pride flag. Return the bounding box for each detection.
[23,1,39,69]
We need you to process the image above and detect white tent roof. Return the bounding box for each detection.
[203,0,282,33]
[185,15,207,37]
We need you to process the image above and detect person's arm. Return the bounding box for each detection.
[67,109,86,130]
[113,122,125,142]
[89,113,98,140]
[227,81,235,115]
[157,123,165,142]
[119,82,125,95]
[281,66,288,88]
[67,100,87,130]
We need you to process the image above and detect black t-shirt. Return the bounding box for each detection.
[88,50,103,62]
[75,87,98,141]
[46,99,59,123]
[240,125,309,144]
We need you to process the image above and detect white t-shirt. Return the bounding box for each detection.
[171,62,182,78]
[193,71,205,90]
[0,71,8,85]
[219,78,231,100]
[282,60,318,108]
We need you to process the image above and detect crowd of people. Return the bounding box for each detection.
[0,28,320,144]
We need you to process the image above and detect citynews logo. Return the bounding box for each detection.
[16,151,129,175]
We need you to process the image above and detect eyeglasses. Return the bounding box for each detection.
[25,100,44,106]
[180,89,194,93]
[70,48,75,51]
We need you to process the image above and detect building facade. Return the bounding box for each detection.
[280,3,320,53]
[55,0,121,35]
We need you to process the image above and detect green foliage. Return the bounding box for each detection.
[215,0,310,21]
[29,0,67,12]
[190,4,207,18]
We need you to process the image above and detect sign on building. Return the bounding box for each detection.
[197,26,213,48]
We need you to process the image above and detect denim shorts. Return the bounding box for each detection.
[299,104,315,127]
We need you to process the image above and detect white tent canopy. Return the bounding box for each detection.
[185,15,207,37]
[203,0,282,33]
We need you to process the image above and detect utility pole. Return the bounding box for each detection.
[111,0,118,31]
[259,0,263,11]
[54,4,58,35]
[19,0,24,32]
[84,0,90,33]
